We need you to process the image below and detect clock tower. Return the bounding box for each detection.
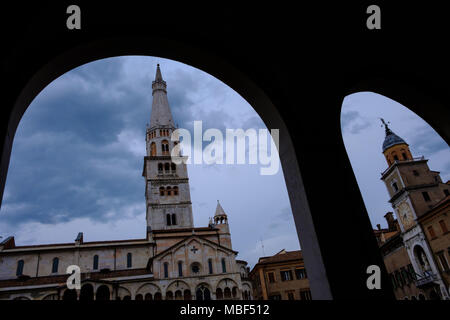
[379,119,449,299]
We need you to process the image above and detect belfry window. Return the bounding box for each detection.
[16,260,24,276]
[52,257,59,273]
[158,163,163,173]
[164,162,170,172]
[167,214,172,226]
[171,163,176,172]
[167,186,172,196]
[150,142,156,156]
[160,187,165,196]
[173,186,179,196]
[178,261,183,277]
[162,140,169,155]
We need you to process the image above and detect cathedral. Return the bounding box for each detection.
[0,65,253,300]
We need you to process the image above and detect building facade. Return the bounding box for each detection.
[379,119,450,299]
[375,212,425,300]
[248,249,310,300]
[0,65,252,301]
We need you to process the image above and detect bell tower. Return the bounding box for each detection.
[379,119,449,299]
[143,65,194,234]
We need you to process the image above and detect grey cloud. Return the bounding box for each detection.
[341,110,371,134]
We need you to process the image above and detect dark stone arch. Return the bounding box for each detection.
[63,289,77,301]
[80,283,94,301]
[96,285,110,301]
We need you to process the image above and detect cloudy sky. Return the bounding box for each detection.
[0,56,449,268]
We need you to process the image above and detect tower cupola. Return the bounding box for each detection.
[380,118,413,166]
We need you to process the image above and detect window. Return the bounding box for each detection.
[173,186,179,196]
[158,163,163,173]
[164,162,170,172]
[150,142,156,156]
[127,253,132,268]
[166,186,172,196]
[191,263,200,274]
[393,155,399,161]
[171,163,176,172]
[407,264,416,281]
[171,213,177,225]
[287,291,295,300]
[422,191,431,202]
[161,141,169,155]
[16,260,24,276]
[221,258,227,273]
[390,274,397,289]
[402,152,408,160]
[444,189,450,197]
[295,268,307,279]
[93,255,99,270]
[52,257,59,273]
[392,182,399,192]
[160,187,165,196]
[267,272,275,283]
[439,220,448,233]
[164,262,169,278]
[437,252,449,271]
[208,259,213,274]
[166,214,172,226]
[299,290,312,300]
[401,268,409,285]
[428,226,436,239]
[413,170,419,176]
[269,294,281,300]
[280,270,293,281]
[395,271,404,288]
[178,261,183,277]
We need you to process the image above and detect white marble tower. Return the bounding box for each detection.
[143,65,194,233]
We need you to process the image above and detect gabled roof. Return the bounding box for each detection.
[151,234,238,261]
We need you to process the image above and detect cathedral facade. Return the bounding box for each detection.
[0,65,253,301]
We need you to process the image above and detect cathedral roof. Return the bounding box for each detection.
[214,200,227,217]
[381,119,407,152]
[149,64,175,128]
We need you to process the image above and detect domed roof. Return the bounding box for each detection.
[383,131,407,152]
[380,118,407,152]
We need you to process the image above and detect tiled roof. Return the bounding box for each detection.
[257,250,303,265]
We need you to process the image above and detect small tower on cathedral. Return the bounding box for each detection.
[143,65,194,235]
[213,200,232,248]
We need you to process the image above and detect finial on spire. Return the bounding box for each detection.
[380,118,392,135]
[155,64,163,82]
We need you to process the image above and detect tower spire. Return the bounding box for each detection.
[150,64,175,128]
